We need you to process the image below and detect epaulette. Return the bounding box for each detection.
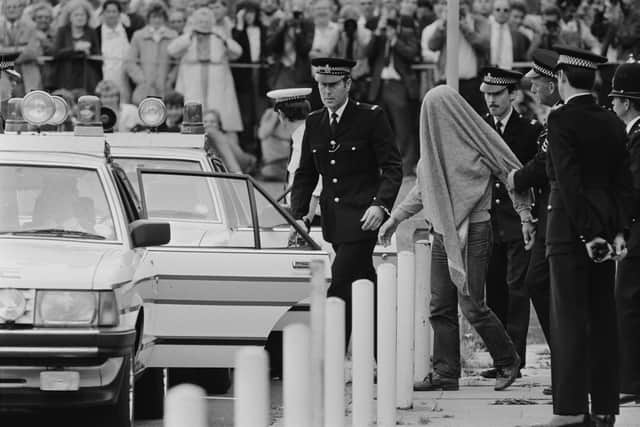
[354,101,380,111]
[309,108,324,116]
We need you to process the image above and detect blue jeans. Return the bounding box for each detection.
[430,221,518,378]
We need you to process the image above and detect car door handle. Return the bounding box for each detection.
[292,260,310,269]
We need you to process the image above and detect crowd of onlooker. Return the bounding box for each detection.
[1,0,640,178]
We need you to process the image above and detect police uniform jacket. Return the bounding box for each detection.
[626,118,640,257]
[291,99,403,244]
[545,94,632,254]
[485,111,541,242]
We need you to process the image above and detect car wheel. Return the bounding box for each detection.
[167,368,231,395]
[94,352,134,427]
[134,367,165,419]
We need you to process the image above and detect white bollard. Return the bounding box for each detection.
[234,347,269,427]
[310,259,327,427]
[352,279,374,427]
[325,297,345,427]
[414,239,433,382]
[396,251,415,409]
[284,324,311,427]
[377,263,397,427]
[164,383,207,427]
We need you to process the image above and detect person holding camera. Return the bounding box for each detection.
[335,4,372,101]
[529,6,572,53]
[368,0,420,176]
[537,46,631,427]
[427,0,490,114]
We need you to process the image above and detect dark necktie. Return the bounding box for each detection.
[384,39,391,66]
[495,120,503,136]
[346,35,355,60]
[330,112,338,135]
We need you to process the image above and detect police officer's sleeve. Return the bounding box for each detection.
[370,108,403,214]
[513,149,548,193]
[611,127,634,238]
[628,133,640,223]
[290,119,319,220]
[547,111,606,240]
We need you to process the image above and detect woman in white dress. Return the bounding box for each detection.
[168,2,244,139]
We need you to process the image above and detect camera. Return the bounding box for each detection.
[292,10,302,19]
[545,20,560,32]
[344,18,357,35]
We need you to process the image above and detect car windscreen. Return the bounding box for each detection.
[0,165,117,241]
[113,157,203,198]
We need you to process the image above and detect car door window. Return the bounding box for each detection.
[137,170,316,249]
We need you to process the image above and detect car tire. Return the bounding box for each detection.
[167,368,231,395]
[134,367,165,419]
[94,352,134,427]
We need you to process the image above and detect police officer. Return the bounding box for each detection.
[290,57,403,344]
[480,67,542,378]
[609,60,640,406]
[538,46,631,427]
[507,49,562,362]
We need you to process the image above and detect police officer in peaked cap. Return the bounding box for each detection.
[534,45,632,427]
[479,66,542,379]
[290,57,403,347]
[506,50,562,387]
[609,59,640,407]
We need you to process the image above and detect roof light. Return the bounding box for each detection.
[138,97,167,128]
[181,102,204,134]
[22,90,55,126]
[47,95,71,126]
[74,95,103,136]
[4,97,27,133]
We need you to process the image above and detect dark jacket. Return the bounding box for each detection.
[264,17,314,90]
[486,110,541,242]
[232,25,267,93]
[626,118,640,256]
[291,99,403,244]
[367,17,420,102]
[546,94,632,254]
[52,25,102,93]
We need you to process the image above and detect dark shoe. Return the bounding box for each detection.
[591,414,615,427]
[413,372,459,391]
[527,414,591,427]
[619,393,640,404]
[494,354,521,391]
[480,367,522,379]
[543,386,553,396]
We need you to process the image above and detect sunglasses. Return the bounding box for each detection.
[495,7,510,12]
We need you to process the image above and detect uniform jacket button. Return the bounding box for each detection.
[334,197,340,203]
[495,182,500,188]
[547,204,552,211]
[332,178,338,183]
[351,146,356,151]
[312,149,317,153]
[495,199,501,205]
[330,159,336,165]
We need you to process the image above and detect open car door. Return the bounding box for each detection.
[136,169,331,367]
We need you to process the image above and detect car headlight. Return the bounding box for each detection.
[35,291,119,326]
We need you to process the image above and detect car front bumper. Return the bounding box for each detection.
[0,328,134,408]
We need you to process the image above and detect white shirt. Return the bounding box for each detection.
[101,24,130,91]
[287,122,322,204]
[380,40,402,81]
[626,115,640,135]
[565,92,592,104]
[493,107,514,134]
[312,21,340,56]
[421,21,440,64]
[246,26,261,63]
[490,18,513,70]
[329,98,348,123]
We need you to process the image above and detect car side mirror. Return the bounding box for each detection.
[130,220,171,248]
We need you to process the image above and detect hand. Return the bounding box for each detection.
[585,237,613,263]
[378,216,399,247]
[360,205,385,231]
[507,169,517,191]
[288,219,308,244]
[612,233,628,262]
[236,8,246,28]
[522,221,536,250]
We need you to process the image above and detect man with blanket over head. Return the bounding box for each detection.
[379,85,534,392]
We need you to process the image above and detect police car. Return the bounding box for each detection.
[0,92,328,426]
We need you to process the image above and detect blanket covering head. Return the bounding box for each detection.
[418,85,525,294]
